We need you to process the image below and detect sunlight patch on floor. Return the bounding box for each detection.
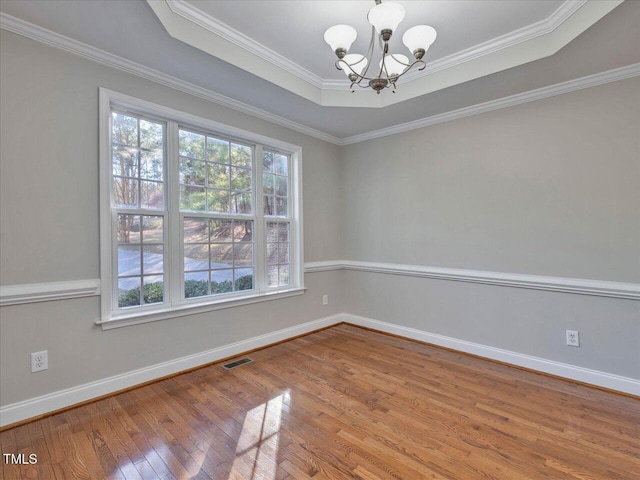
[228,391,289,480]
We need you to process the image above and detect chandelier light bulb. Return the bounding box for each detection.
[367,2,405,39]
[402,25,437,59]
[324,24,357,57]
[341,54,369,77]
[380,54,409,77]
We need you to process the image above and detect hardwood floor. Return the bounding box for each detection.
[2,323,639,479]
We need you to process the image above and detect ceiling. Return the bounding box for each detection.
[1,0,638,141]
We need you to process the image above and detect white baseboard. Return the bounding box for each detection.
[343,313,640,396]
[3,312,637,427]
[0,314,343,427]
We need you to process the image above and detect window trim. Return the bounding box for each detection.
[99,88,304,329]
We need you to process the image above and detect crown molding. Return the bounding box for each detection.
[165,0,325,89]
[338,63,640,145]
[0,12,341,145]
[2,12,637,146]
[148,0,622,107]
[399,0,588,85]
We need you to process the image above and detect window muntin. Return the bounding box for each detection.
[112,112,164,210]
[263,150,291,288]
[111,111,166,311]
[183,218,254,298]
[116,214,165,308]
[101,91,302,324]
[179,128,253,215]
[266,221,290,288]
[263,150,289,217]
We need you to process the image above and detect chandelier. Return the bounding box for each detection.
[324,0,437,94]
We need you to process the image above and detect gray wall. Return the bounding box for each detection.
[340,78,640,378]
[1,28,639,410]
[0,30,345,407]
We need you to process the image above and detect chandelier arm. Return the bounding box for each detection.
[355,25,377,82]
[378,41,390,79]
[346,57,426,84]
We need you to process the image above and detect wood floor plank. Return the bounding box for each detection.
[2,324,638,479]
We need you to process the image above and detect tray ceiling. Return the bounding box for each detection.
[148,0,622,107]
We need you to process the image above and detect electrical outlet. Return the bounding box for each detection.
[31,350,48,373]
[322,294,329,306]
[566,330,580,347]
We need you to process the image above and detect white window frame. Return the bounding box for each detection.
[99,88,304,329]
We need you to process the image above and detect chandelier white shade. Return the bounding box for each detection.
[402,25,438,55]
[341,54,368,77]
[367,2,406,36]
[324,0,437,94]
[380,54,409,77]
[323,24,357,52]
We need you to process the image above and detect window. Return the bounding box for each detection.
[99,89,303,328]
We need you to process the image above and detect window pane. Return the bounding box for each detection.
[275,197,288,217]
[207,137,229,164]
[184,244,209,272]
[118,245,141,276]
[279,265,290,286]
[278,243,289,264]
[118,277,141,307]
[112,146,138,178]
[278,223,289,242]
[142,216,163,243]
[180,185,205,211]
[210,244,233,269]
[207,163,229,189]
[266,243,278,265]
[141,150,163,181]
[264,195,274,216]
[231,167,251,191]
[184,218,208,243]
[117,215,140,243]
[266,222,278,242]
[114,176,138,208]
[206,188,229,213]
[234,221,253,242]
[263,172,274,195]
[263,150,274,173]
[275,176,287,196]
[211,270,233,293]
[185,271,209,298]
[234,243,253,267]
[210,220,233,242]
[112,112,137,146]
[143,245,163,274]
[140,119,163,151]
[235,271,253,291]
[274,154,288,175]
[141,181,164,209]
[143,275,164,304]
[179,130,205,159]
[230,143,252,168]
[179,159,206,186]
[230,192,252,214]
[267,265,278,287]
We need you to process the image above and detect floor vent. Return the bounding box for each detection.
[222,357,254,370]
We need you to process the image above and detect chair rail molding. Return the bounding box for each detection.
[304,260,640,300]
[0,280,101,306]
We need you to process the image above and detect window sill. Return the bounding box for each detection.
[97,288,306,330]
